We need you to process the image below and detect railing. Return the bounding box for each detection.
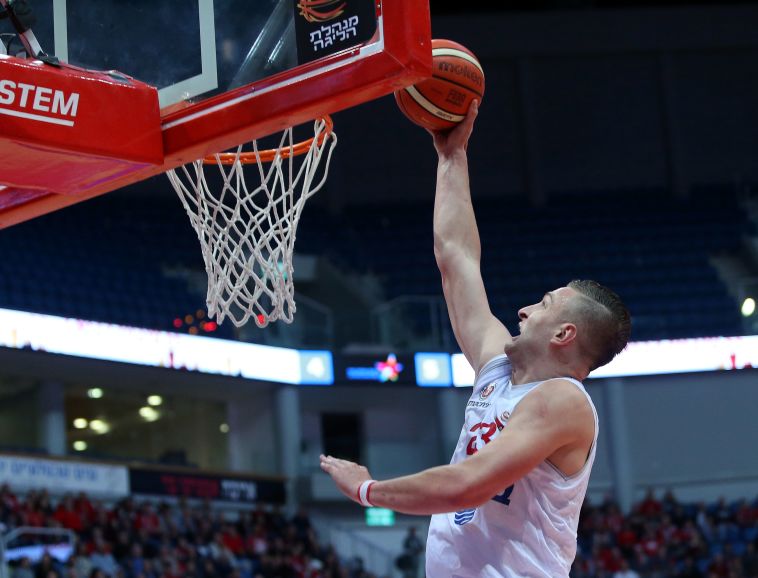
[0,527,76,578]
[371,296,454,350]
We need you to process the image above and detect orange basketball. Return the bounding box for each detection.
[395,39,485,132]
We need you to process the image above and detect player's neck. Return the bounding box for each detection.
[510,356,580,386]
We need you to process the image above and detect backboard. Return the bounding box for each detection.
[0,0,431,226]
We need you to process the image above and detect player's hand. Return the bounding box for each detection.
[320,454,373,504]
[429,100,479,156]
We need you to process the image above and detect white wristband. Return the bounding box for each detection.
[357,480,376,507]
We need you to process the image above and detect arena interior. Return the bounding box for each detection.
[1,1,758,577]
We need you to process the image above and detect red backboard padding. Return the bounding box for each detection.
[0,56,162,194]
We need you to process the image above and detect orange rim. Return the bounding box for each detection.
[204,116,334,165]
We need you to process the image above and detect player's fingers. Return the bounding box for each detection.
[322,455,354,472]
[330,456,354,467]
[463,100,479,125]
[320,455,338,471]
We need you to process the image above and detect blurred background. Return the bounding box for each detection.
[1,1,757,577]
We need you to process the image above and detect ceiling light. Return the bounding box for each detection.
[139,406,160,422]
[742,297,755,317]
[89,419,110,434]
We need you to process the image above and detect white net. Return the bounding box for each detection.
[166,118,337,328]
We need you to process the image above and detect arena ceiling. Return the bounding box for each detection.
[430,0,758,14]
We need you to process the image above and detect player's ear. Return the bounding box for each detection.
[552,323,577,346]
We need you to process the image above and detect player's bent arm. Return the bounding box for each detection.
[367,380,593,515]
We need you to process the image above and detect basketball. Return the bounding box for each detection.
[395,39,485,132]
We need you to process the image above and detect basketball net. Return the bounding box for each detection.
[166,117,337,328]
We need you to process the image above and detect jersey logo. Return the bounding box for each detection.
[454,508,477,525]
[479,382,496,399]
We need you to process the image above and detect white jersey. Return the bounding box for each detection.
[426,355,598,578]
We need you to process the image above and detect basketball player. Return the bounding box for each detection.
[320,101,631,578]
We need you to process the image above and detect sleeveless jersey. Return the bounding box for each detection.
[426,355,599,578]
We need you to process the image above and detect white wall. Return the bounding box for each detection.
[620,369,758,502]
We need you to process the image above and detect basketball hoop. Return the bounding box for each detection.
[166,116,336,328]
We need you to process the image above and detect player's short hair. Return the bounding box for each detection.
[567,280,631,371]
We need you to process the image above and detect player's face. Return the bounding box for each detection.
[508,287,577,353]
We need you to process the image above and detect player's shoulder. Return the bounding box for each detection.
[474,354,511,383]
[522,378,593,418]
[538,377,587,397]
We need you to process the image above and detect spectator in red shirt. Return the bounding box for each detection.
[245,523,269,557]
[134,502,162,537]
[638,489,663,518]
[23,502,46,527]
[221,524,244,556]
[73,492,95,525]
[603,501,625,534]
[639,526,663,558]
[53,495,83,532]
[616,521,638,557]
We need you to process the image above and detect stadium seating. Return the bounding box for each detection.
[337,188,750,341]
[0,186,749,344]
[1,484,756,578]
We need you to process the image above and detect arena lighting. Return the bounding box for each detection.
[0,308,333,385]
[89,419,110,434]
[72,418,88,429]
[138,406,160,422]
[219,423,230,433]
[87,387,103,399]
[147,395,163,406]
[2,308,752,386]
[449,334,758,386]
[72,441,87,451]
[742,297,756,317]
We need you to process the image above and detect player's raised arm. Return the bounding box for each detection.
[431,101,511,373]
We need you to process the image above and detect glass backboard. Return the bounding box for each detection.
[10,0,384,108]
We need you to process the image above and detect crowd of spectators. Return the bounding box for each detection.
[0,485,379,578]
[572,490,758,578]
[2,484,757,578]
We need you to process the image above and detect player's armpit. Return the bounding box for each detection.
[451,379,595,509]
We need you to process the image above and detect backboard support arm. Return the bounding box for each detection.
[0,0,58,65]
